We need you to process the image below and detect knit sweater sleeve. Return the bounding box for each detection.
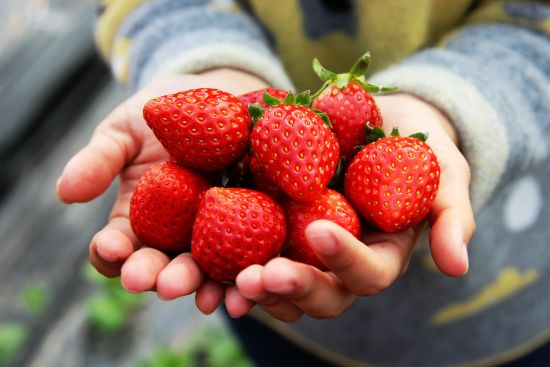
[370,1,550,211]
[94,0,293,91]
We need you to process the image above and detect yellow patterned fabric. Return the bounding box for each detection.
[247,0,550,90]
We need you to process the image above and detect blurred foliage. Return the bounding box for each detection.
[0,283,47,365]
[136,346,194,367]
[83,264,146,334]
[136,326,252,367]
[19,283,49,317]
[0,323,27,365]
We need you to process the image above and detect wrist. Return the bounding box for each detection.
[375,93,459,146]
[199,67,271,93]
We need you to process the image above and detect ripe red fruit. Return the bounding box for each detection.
[311,53,394,164]
[143,88,251,171]
[312,81,382,163]
[129,162,210,252]
[250,102,339,202]
[283,189,361,270]
[249,156,286,202]
[344,129,440,232]
[191,187,286,283]
[239,88,289,108]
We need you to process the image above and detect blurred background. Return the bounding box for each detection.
[0,1,250,366]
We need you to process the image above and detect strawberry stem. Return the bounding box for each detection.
[295,90,312,106]
[311,51,397,97]
[366,126,429,144]
[348,52,371,78]
[249,103,265,127]
[313,109,332,128]
[280,90,311,106]
[313,58,337,82]
[409,132,429,142]
[263,92,282,106]
[356,79,398,94]
[366,127,386,144]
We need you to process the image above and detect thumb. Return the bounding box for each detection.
[305,220,414,296]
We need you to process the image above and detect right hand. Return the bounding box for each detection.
[56,68,269,315]
[233,93,476,322]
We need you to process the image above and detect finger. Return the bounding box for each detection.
[195,280,225,315]
[261,257,355,319]
[429,155,475,276]
[225,286,256,318]
[306,220,416,296]
[89,216,141,277]
[258,296,304,322]
[235,265,268,302]
[120,247,170,292]
[156,253,204,300]
[236,265,304,322]
[57,115,137,203]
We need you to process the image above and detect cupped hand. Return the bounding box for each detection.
[56,68,269,313]
[231,93,476,321]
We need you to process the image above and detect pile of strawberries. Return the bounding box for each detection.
[129,53,441,283]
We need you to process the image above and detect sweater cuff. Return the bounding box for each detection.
[135,34,294,91]
[112,4,294,91]
[370,64,508,211]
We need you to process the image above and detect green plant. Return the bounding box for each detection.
[84,264,146,334]
[0,323,27,365]
[136,326,252,367]
[19,283,49,316]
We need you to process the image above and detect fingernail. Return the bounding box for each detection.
[307,226,338,256]
[461,242,469,275]
[55,176,68,203]
[95,240,123,263]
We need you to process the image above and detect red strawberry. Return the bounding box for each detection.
[143,88,251,171]
[311,53,394,164]
[249,156,286,202]
[313,82,382,163]
[344,128,440,232]
[283,189,361,270]
[250,92,340,202]
[129,162,210,253]
[239,88,289,108]
[191,187,286,283]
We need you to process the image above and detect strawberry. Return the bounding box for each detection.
[249,92,340,202]
[344,128,440,232]
[283,189,361,270]
[239,88,289,108]
[249,156,287,202]
[143,88,251,171]
[311,52,395,165]
[191,187,286,283]
[129,162,210,253]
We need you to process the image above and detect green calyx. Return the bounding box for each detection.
[248,90,332,128]
[312,51,398,98]
[366,127,429,144]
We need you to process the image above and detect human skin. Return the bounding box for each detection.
[56,69,475,321]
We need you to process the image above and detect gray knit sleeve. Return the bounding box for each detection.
[100,0,293,91]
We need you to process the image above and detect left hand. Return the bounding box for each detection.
[227,93,476,321]
[56,68,270,316]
